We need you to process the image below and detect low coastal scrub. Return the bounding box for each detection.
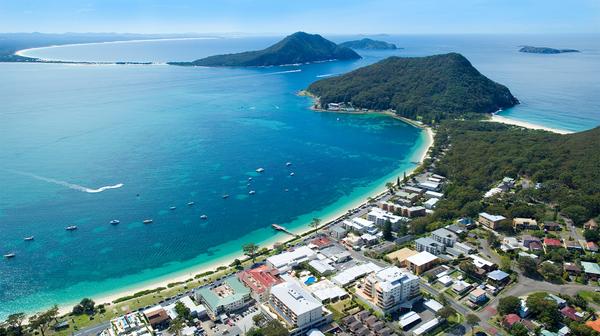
[113,287,166,304]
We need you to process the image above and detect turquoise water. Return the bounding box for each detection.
[2,34,599,318]
[0,41,426,318]
[304,276,317,285]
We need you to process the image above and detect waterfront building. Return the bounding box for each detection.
[266,246,317,272]
[195,276,252,320]
[238,265,283,302]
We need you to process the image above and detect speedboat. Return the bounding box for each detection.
[24,236,34,241]
[286,162,292,166]
[256,168,265,173]
[187,202,195,206]
[65,225,78,231]
[110,219,120,225]
[170,206,176,210]
[249,190,256,195]
[143,219,153,224]
[222,194,229,199]
[200,215,208,220]
[289,172,295,176]
[248,177,253,181]
[4,253,15,259]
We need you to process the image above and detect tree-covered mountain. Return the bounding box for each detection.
[431,121,600,224]
[339,38,398,50]
[169,32,361,67]
[306,53,518,123]
[519,46,580,54]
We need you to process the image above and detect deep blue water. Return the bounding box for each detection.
[2,34,599,318]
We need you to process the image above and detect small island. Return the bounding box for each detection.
[306,53,518,123]
[169,32,361,67]
[339,38,398,50]
[519,46,580,54]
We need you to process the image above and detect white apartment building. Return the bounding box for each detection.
[266,246,317,272]
[269,281,324,333]
[360,266,420,314]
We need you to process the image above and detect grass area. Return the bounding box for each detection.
[327,298,354,322]
[579,291,600,305]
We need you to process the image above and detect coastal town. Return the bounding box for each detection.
[5,123,599,336]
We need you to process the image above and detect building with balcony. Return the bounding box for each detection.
[358,266,420,314]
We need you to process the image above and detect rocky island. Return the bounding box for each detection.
[519,46,580,54]
[169,32,361,67]
[306,53,518,123]
[339,38,398,50]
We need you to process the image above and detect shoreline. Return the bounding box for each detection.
[489,114,573,134]
[47,110,434,318]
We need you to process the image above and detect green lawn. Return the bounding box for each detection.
[579,290,600,305]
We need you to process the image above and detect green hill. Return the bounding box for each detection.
[306,53,518,123]
[169,32,361,67]
[431,121,600,224]
[339,38,398,50]
[519,46,580,54]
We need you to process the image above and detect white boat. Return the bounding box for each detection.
[256,168,265,173]
[65,225,78,231]
[4,253,15,259]
[286,162,292,166]
[200,215,208,220]
[187,202,195,206]
[248,177,253,181]
[170,206,176,210]
[110,220,120,225]
[24,236,34,241]
[143,219,153,224]
[249,190,256,195]
[289,172,295,176]
[222,194,229,199]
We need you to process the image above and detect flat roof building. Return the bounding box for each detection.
[196,276,251,319]
[269,281,324,331]
[266,246,317,272]
[238,265,283,302]
[358,266,420,314]
[405,251,438,275]
[478,212,507,229]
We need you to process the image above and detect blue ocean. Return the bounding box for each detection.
[1,34,599,318]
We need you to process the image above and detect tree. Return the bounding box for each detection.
[73,298,95,315]
[385,182,395,194]
[518,256,538,276]
[511,323,529,336]
[231,258,242,270]
[539,262,563,283]
[500,256,512,273]
[382,220,393,241]
[174,301,191,321]
[243,243,259,263]
[310,218,321,234]
[465,314,480,335]
[3,313,26,336]
[167,317,185,336]
[526,293,561,329]
[459,260,477,276]
[497,296,521,315]
[437,306,457,319]
[562,205,589,225]
[29,306,59,336]
[584,229,599,242]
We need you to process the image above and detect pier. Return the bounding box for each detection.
[271,224,299,237]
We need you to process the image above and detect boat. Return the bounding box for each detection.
[65,225,78,231]
[286,162,292,166]
[249,190,256,195]
[284,188,289,192]
[143,219,153,224]
[4,253,15,259]
[248,177,253,181]
[187,202,195,206]
[222,194,229,199]
[289,172,295,176]
[200,215,208,220]
[24,236,34,241]
[170,206,176,210]
[256,168,265,173]
[110,219,120,225]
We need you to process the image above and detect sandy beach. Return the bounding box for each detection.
[489,114,573,134]
[53,114,434,316]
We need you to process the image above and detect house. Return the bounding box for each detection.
[584,219,598,231]
[402,186,423,195]
[457,217,476,229]
[329,226,347,240]
[565,240,583,250]
[487,270,510,286]
[142,306,170,328]
[543,238,562,249]
[586,319,600,333]
[452,242,475,255]
[418,181,441,191]
[445,223,467,235]
[361,233,379,246]
[164,296,207,319]
[431,228,457,247]
[548,294,567,308]
[469,255,497,273]
[582,262,600,280]
[399,311,421,330]
[528,241,543,252]
[386,247,418,266]
[424,191,444,199]
[563,262,582,275]
[513,218,538,230]
[414,237,445,255]
[452,280,472,295]
[309,260,336,276]
[468,288,488,303]
[310,236,334,250]
[518,251,538,260]
[502,314,521,329]
[522,235,541,248]
[518,299,530,318]
[587,241,599,252]
[478,213,507,229]
[560,306,583,321]
[405,251,438,275]
[424,299,443,313]
[266,246,317,272]
[542,221,561,231]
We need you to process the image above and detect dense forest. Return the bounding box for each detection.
[170,32,360,67]
[430,121,600,224]
[339,38,398,50]
[306,53,519,124]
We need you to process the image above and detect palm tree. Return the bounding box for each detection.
[243,243,259,264]
[465,314,480,336]
[168,317,185,336]
[310,218,321,234]
[385,182,395,194]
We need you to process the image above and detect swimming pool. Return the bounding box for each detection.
[304,276,317,285]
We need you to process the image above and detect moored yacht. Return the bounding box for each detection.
[110,219,120,225]
[256,168,265,173]
[200,215,208,220]
[170,206,176,210]
[4,253,15,259]
[65,225,78,231]
[187,202,195,206]
[249,190,256,195]
[24,236,34,241]
[143,219,153,224]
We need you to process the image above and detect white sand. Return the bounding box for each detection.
[490,114,573,134]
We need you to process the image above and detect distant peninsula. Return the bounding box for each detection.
[169,32,361,67]
[339,38,398,50]
[519,46,580,54]
[306,53,518,123]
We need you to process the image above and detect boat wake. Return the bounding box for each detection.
[266,69,302,75]
[316,73,336,78]
[5,169,124,193]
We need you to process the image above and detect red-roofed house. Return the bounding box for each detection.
[586,319,600,332]
[502,314,521,329]
[543,238,562,249]
[560,306,583,321]
[238,265,283,302]
[310,236,334,250]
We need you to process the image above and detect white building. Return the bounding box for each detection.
[431,228,458,247]
[367,207,404,226]
[423,198,439,210]
[101,312,153,336]
[332,262,382,286]
[267,246,317,272]
[414,237,445,255]
[269,281,324,331]
[307,280,348,303]
[360,266,420,313]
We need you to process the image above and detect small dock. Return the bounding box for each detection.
[272,224,298,237]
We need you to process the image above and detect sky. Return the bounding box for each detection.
[0,0,599,35]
